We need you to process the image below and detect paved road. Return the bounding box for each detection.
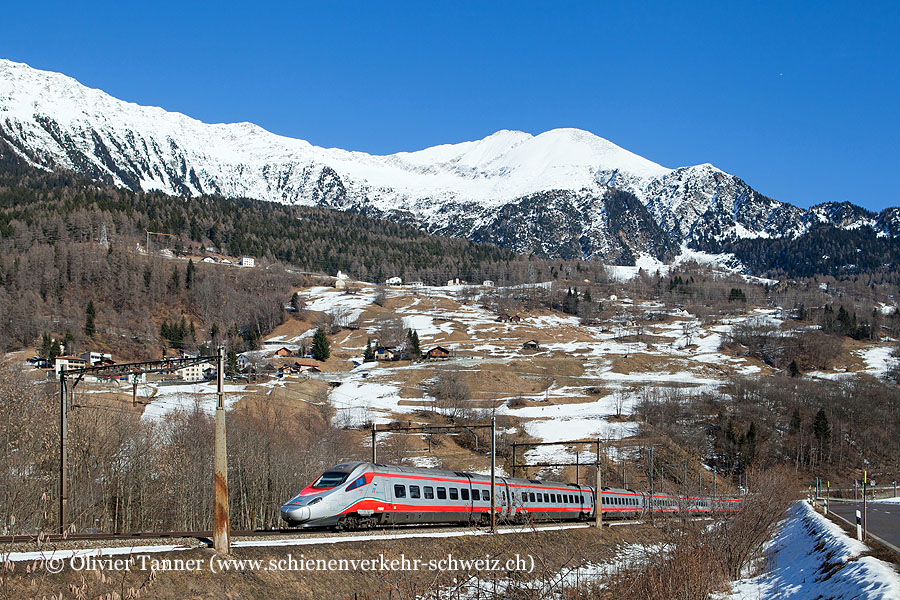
[827,500,900,551]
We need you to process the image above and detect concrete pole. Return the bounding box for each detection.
[511,443,516,479]
[649,447,654,517]
[713,467,717,504]
[213,346,230,554]
[595,438,602,528]
[371,423,377,463]
[490,417,496,533]
[575,451,579,484]
[59,373,67,534]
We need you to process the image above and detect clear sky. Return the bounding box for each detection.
[2,1,898,211]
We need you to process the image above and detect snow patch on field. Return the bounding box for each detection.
[141,381,245,421]
[856,346,896,378]
[725,501,900,599]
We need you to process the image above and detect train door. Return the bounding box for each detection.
[370,476,390,524]
[498,479,511,520]
[580,488,591,518]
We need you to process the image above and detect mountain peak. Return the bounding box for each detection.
[1,58,895,267]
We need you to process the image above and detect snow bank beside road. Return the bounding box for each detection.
[726,501,900,599]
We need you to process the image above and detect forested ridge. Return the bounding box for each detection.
[0,147,610,355]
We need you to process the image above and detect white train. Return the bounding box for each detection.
[280,462,739,528]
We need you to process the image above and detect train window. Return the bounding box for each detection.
[424,486,434,499]
[437,487,447,500]
[312,471,349,488]
[409,485,421,499]
[529,492,536,503]
[472,489,480,501]
[449,488,459,500]
[394,485,406,498]
[551,494,557,503]
[345,475,367,492]
[539,493,545,503]
[483,490,491,503]
[568,494,573,503]
[461,488,470,501]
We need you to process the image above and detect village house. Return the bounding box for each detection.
[293,359,321,373]
[482,280,495,287]
[79,351,112,366]
[25,356,50,369]
[385,276,402,286]
[522,339,541,350]
[238,256,255,268]
[424,346,451,360]
[277,364,301,378]
[374,347,395,361]
[272,347,294,357]
[175,362,210,382]
[54,355,88,376]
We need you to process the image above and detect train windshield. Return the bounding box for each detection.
[312,471,349,488]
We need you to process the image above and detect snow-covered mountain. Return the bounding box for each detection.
[0,58,894,263]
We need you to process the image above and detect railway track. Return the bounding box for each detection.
[0,528,301,544]
[0,518,636,546]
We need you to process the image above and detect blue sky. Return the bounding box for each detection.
[3,1,898,211]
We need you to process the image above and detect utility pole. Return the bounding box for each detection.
[595,438,602,528]
[213,347,230,553]
[649,447,654,517]
[59,372,67,534]
[683,460,687,497]
[371,423,377,463]
[511,443,516,478]
[575,451,579,484]
[713,467,717,505]
[490,416,496,533]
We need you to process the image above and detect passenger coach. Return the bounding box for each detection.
[281,462,739,529]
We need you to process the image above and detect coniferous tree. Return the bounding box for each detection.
[185,259,194,290]
[813,408,831,463]
[84,300,96,337]
[63,329,75,354]
[363,339,374,362]
[226,348,239,377]
[312,327,330,361]
[407,329,421,359]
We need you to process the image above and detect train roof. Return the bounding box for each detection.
[340,462,636,494]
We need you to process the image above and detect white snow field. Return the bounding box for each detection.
[725,502,900,600]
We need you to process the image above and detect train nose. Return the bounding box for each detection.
[281,505,311,523]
